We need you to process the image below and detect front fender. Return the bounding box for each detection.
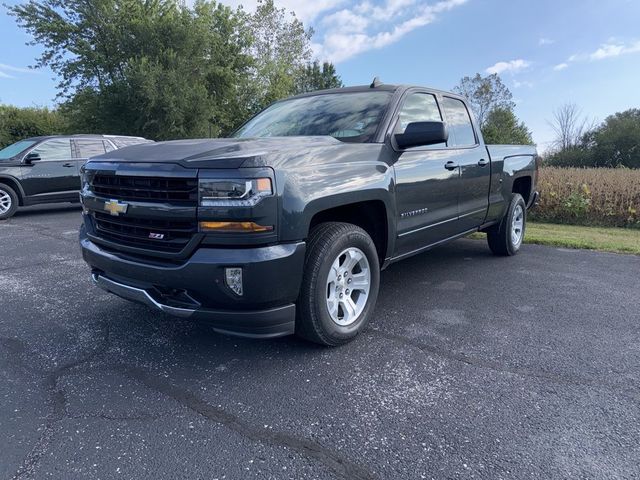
[278,160,396,249]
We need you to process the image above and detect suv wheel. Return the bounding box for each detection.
[0,184,18,220]
[487,193,526,256]
[297,222,380,346]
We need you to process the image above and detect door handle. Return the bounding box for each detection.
[444,161,459,171]
[477,159,489,167]
[62,163,75,168]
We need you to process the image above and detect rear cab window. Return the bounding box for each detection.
[441,97,477,147]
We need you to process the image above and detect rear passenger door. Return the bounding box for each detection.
[441,97,490,230]
[392,91,462,256]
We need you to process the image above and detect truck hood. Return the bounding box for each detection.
[91,136,369,170]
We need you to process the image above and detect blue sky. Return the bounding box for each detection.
[1,0,640,150]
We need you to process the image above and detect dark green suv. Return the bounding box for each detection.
[0,134,151,219]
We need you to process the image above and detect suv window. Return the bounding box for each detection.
[396,93,445,149]
[442,97,476,146]
[29,139,72,161]
[75,139,106,158]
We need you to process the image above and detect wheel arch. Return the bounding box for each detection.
[0,175,25,206]
[307,197,392,265]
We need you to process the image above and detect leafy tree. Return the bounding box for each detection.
[294,61,343,94]
[244,0,313,112]
[585,109,640,168]
[8,0,254,139]
[453,73,515,128]
[482,107,534,145]
[0,105,66,148]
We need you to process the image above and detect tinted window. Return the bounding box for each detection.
[30,139,72,161]
[75,139,106,158]
[442,97,476,146]
[396,93,442,133]
[234,92,393,143]
[0,140,37,160]
[108,137,148,148]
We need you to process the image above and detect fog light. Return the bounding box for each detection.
[225,267,243,296]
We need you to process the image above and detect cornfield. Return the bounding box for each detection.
[530,167,640,228]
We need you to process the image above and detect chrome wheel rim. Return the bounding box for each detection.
[511,204,524,246]
[0,189,11,215]
[326,247,371,326]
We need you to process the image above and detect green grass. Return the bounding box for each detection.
[469,222,640,255]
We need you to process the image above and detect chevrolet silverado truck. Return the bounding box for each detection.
[79,82,539,346]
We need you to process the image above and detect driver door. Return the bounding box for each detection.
[20,138,79,197]
[393,92,462,256]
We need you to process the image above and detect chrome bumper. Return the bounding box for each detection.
[92,273,197,318]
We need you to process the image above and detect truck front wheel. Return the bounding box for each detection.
[296,222,380,346]
[487,193,526,256]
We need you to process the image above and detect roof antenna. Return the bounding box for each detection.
[370,76,382,88]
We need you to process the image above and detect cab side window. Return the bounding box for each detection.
[441,97,477,147]
[29,139,72,161]
[396,93,445,149]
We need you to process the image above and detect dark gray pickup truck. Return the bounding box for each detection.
[79,83,539,346]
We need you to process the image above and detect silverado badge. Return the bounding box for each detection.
[104,199,128,216]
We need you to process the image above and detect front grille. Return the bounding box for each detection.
[93,211,197,253]
[91,174,198,204]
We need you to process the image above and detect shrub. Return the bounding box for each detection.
[530,167,640,228]
[0,105,67,148]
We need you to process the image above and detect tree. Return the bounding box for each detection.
[453,73,515,128]
[548,103,594,152]
[244,0,313,112]
[482,108,534,145]
[585,109,640,168]
[294,61,343,94]
[8,0,254,139]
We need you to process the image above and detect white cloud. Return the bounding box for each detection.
[513,80,533,88]
[314,0,469,63]
[0,63,36,79]
[553,63,568,71]
[566,40,640,64]
[485,59,531,75]
[589,40,640,60]
[218,0,345,23]
[539,37,554,46]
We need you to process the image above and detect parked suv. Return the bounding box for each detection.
[0,134,151,219]
[80,83,538,345]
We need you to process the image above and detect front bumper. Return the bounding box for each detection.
[81,227,306,338]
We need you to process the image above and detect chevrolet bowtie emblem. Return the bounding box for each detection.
[104,199,128,216]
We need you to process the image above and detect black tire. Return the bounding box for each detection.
[0,183,19,220]
[296,222,380,346]
[487,193,526,256]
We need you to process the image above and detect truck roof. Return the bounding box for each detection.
[288,82,466,102]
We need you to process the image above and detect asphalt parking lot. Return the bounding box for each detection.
[1,204,639,480]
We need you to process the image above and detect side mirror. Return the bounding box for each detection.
[395,121,448,150]
[24,152,41,164]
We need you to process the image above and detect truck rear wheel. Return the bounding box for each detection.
[296,222,380,346]
[487,193,526,256]
[0,184,18,220]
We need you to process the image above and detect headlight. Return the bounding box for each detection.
[199,178,272,207]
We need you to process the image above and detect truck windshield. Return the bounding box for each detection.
[233,91,392,143]
[0,140,37,160]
